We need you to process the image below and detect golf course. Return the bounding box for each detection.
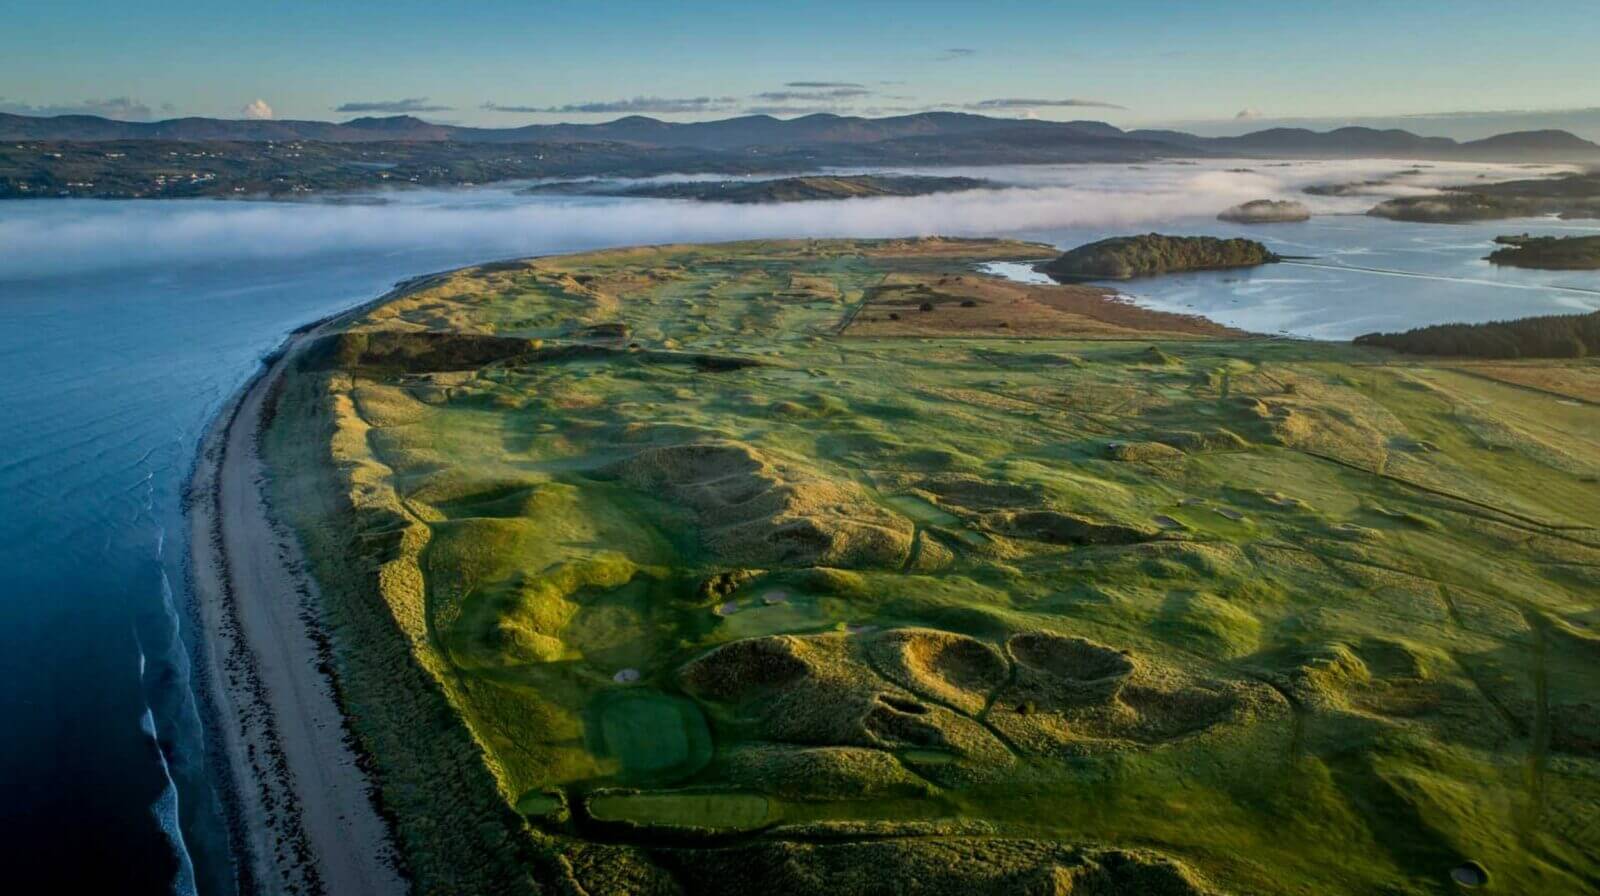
[259,237,1600,895]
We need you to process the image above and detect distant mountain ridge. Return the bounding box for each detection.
[1129,125,1600,160]
[3,110,1597,161]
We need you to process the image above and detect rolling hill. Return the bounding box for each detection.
[4,110,1597,161]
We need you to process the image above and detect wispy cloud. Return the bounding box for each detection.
[938,48,977,61]
[749,102,939,116]
[968,97,1127,111]
[0,96,155,120]
[1379,105,1600,122]
[1235,108,1262,120]
[482,96,739,115]
[783,81,865,89]
[752,87,873,102]
[743,105,851,116]
[479,102,554,114]
[336,98,452,114]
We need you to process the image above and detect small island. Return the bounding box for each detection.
[1487,233,1600,269]
[1217,199,1311,223]
[525,173,993,203]
[1037,233,1280,281]
[1302,180,1391,197]
[1368,171,1600,222]
[1367,192,1537,223]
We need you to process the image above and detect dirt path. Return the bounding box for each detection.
[190,285,427,896]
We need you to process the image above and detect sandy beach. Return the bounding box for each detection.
[187,281,436,896]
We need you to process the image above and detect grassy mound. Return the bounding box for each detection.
[602,439,915,568]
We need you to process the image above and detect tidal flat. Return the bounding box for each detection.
[259,237,1600,895]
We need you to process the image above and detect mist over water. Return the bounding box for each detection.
[0,159,1573,280]
[1,159,1595,893]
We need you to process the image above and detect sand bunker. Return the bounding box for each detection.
[1450,861,1489,888]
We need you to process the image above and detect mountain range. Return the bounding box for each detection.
[4,110,1598,161]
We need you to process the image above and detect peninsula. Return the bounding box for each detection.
[525,173,994,203]
[1368,170,1600,223]
[1487,233,1600,270]
[211,237,1600,896]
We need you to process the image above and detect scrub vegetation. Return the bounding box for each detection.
[263,238,1600,895]
[1356,311,1600,359]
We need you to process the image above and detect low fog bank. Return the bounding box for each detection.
[0,159,1571,280]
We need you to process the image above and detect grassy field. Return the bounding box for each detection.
[263,238,1600,895]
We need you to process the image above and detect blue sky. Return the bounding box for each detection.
[4,0,1599,137]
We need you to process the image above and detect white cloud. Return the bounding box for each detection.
[484,96,738,115]
[241,99,274,121]
[336,98,452,113]
[970,97,1127,111]
[752,88,873,102]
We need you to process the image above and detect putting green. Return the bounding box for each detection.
[591,689,713,782]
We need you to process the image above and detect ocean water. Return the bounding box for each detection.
[0,161,1594,893]
[1003,215,1600,339]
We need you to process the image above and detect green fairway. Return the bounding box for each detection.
[263,238,1600,895]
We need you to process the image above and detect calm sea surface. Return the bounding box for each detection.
[0,162,1595,893]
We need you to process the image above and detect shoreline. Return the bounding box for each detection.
[186,274,445,895]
